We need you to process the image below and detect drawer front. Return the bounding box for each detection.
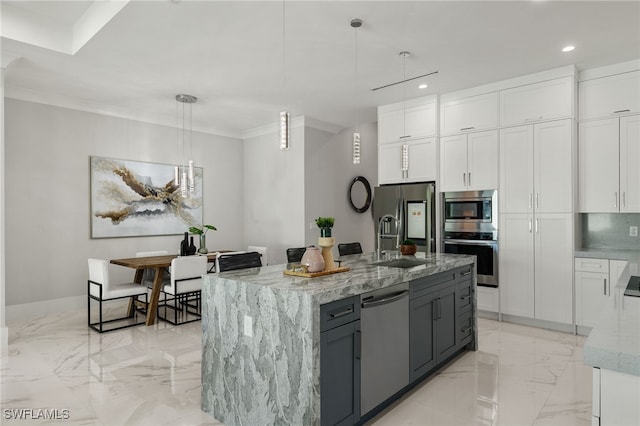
[411,269,457,298]
[457,314,473,342]
[575,257,609,274]
[320,296,360,332]
[456,282,473,310]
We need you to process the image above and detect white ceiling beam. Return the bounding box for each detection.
[1,2,72,54]
[72,1,131,54]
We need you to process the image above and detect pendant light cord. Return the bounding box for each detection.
[403,52,407,137]
[354,24,359,132]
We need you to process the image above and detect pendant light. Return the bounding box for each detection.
[175,93,197,196]
[279,0,290,150]
[400,51,410,179]
[351,18,363,165]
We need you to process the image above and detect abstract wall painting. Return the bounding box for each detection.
[90,156,203,238]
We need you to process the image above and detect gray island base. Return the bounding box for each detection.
[201,252,477,425]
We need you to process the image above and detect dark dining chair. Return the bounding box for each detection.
[338,242,363,256]
[216,251,262,272]
[286,247,307,263]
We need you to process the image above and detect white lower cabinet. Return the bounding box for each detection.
[592,367,640,426]
[476,286,499,313]
[500,213,573,324]
[378,137,436,185]
[575,258,629,329]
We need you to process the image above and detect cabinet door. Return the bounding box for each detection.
[435,286,457,362]
[620,115,640,212]
[499,213,535,318]
[321,320,361,426]
[467,130,498,190]
[575,271,609,328]
[440,92,498,136]
[379,101,437,144]
[578,118,620,212]
[405,103,438,140]
[409,292,436,382]
[534,119,573,213]
[500,76,573,126]
[440,134,469,191]
[500,126,534,213]
[579,70,640,120]
[378,109,405,144]
[609,260,629,286]
[534,213,573,324]
[378,143,404,185]
[407,138,437,182]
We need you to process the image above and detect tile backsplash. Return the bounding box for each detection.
[581,213,640,250]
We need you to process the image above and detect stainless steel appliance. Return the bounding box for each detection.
[443,190,498,287]
[360,283,409,415]
[373,182,436,253]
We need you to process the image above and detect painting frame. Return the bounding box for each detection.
[90,156,203,239]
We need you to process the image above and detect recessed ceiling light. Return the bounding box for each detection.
[562,45,575,53]
[418,83,428,89]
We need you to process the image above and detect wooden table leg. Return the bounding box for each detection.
[146,268,164,326]
[127,269,145,317]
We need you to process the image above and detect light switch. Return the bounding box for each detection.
[243,315,253,337]
[630,226,638,237]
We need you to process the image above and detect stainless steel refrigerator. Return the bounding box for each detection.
[373,182,436,253]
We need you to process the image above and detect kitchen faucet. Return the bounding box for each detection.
[377,214,399,258]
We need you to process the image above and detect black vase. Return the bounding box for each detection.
[180,232,189,256]
[188,237,197,256]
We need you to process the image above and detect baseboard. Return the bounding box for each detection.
[6,295,85,322]
[477,310,499,321]
[500,313,574,334]
[576,325,592,337]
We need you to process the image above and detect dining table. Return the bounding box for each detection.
[110,251,230,326]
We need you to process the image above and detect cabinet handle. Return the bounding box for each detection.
[613,109,631,114]
[463,173,466,186]
[603,278,607,296]
[460,127,475,131]
[614,192,618,209]
[524,116,543,122]
[529,219,532,233]
[355,329,361,360]
[535,219,539,234]
[459,295,471,300]
[438,298,442,319]
[330,307,354,319]
[432,300,438,320]
[399,135,412,139]
[536,193,539,209]
[623,192,626,208]
[460,326,471,333]
[468,172,472,186]
[461,270,472,276]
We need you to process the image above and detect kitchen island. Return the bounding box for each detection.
[583,252,640,425]
[201,252,476,425]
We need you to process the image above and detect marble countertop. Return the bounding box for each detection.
[575,247,640,260]
[208,251,475,305]
[584,252,640,376]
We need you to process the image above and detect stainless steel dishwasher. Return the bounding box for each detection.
[360,282,410,415]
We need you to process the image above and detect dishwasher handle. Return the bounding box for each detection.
[361,290,409,309]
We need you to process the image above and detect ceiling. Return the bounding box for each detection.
[2,1,639,138]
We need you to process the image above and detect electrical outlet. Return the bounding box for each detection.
[244,315,253,337]
[630,226,639,237]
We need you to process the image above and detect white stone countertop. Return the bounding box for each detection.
[575,247,640,260]
[584,253,640,376]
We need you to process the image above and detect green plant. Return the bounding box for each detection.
[315,217,335,228]
[402,239,416,245]
[189,224,217,235]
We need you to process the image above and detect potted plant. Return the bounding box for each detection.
[400,239,417,255]
[189,224,217,254]
[315,217,335,237]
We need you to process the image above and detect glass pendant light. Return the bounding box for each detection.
[175,93,197,196]
[351,18,362,165]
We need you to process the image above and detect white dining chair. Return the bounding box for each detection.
[248,245,268,266]
[135,250,170,288]
[157,255,208,325]
[88,258,148,333]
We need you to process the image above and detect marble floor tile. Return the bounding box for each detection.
[2,312,591,425]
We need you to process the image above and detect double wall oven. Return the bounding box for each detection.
[442,190,498,287]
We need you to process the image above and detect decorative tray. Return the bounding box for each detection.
[283,266,350,278]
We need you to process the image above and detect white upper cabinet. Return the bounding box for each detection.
[378,96,437,144]
[499,76,574,127]
[579,115,639,213]
[440,92,498,136]
[579,70,640,120]
[378,138,437,185]
[440,130,498,191]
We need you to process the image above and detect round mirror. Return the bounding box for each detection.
[348,176,372,213]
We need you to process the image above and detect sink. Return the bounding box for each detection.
[373,258,429,269]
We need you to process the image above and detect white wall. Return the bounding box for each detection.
[242,120,306,265]
[304,123,377,253]
[1,68,7,350]
[4,99,244,311]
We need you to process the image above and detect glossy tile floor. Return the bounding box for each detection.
[1,311,590,425]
